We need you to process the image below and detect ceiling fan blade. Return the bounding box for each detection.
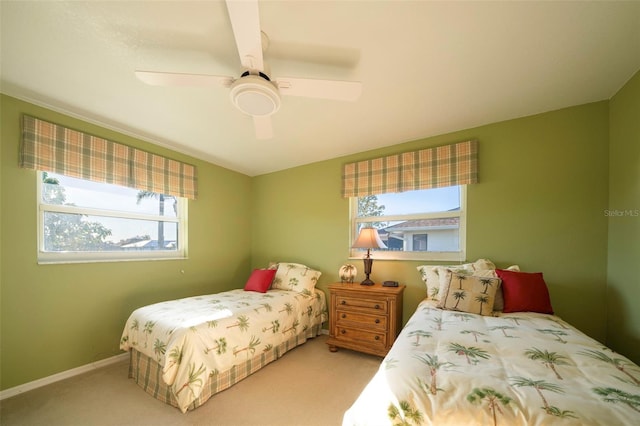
[275,77,362,102]
[253,115,273,139]
[135,70,233,87]
[225,0,264,72]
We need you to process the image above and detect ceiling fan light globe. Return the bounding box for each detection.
[230,75,281,116]
[235,90,278,116]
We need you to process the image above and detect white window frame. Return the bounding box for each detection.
[37,172,188,264]
[349,186,466,262]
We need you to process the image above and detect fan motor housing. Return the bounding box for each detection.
[230,74,281,116]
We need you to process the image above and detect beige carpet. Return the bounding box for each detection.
[0,335,381,426]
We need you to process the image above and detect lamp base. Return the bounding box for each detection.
[361,255,374,286]
[360,278,375,286]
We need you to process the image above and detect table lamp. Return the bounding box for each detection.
[352,227,387,285]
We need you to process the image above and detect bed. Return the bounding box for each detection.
[120,263,327,413]
[343,261,640,425]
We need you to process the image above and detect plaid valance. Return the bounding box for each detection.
[20,115,197,200]
[342,139,478,197]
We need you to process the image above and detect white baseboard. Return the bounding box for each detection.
[0,352,129,401]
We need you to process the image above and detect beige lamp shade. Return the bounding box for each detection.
[352,228,387,250]
[352,227,386,286]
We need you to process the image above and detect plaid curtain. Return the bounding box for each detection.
[20,115,197,200]
[342,139,477,197]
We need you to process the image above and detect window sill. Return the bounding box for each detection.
[349,251,466,262]
[38,254,187,265]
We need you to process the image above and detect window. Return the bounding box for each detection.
[350,186,466,261]
[37,172,187,263]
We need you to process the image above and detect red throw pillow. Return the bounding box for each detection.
[496,269,554,314]
[244,269,277,293]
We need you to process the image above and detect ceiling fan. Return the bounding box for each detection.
[135,0,362,139]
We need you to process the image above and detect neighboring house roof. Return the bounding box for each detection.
[120,239,153,248]
[120,239,176,249]
[380,217,460,234]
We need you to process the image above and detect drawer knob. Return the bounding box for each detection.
[375,319,380,324]
[341,300,347,305]
[341,314,346,319]
[375,336,380,340]
[341,329,346,334]
[375,304,380,309]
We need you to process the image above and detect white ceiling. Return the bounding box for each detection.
[2,1,639,176]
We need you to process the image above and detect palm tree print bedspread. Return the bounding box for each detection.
[343,300,640,425]
[120,289,327,412]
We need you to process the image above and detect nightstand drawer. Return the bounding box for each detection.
[336,310,387,330]
[335,326,387,349]
[336,295,388,314]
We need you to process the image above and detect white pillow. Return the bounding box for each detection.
[267,261,307,270]
[472,258,496,271]
[416,265,443,301]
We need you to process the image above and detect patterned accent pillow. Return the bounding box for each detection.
[473,265,520,312]
[271,262,321,296]
[437,271,501,316]
[417,259,495,302]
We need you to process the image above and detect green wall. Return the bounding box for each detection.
[2,70,638,391]
[252,101,611,348]
[607,70,640,363]
[0,95,253,390]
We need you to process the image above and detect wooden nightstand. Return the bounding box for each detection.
[326,282,405,357]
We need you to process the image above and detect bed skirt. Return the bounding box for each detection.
[128,322,324,411]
